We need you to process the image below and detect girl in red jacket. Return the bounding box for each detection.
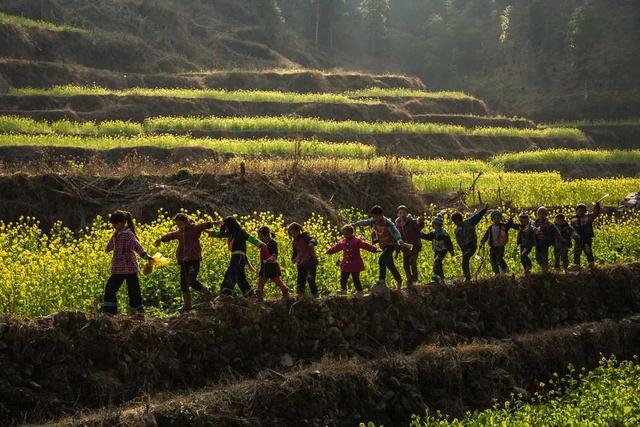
[155,213,214,312]
[326,224,380,297]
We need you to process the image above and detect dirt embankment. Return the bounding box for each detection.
[503,162,640,179]
[0,93,489,122]
[0,59,426,93]
[584,125,640,150]
[182,130,592,159]
[0,170,425,230]
[48,317,640,427]
[1,263,640,424]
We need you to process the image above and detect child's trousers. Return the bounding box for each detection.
[379,245,402,284]
[340,272,362,291]
[489,246,508,274]
[520,246,533,272]
[221,254,252,296]
[297,260,318,295]
[103,273,143,314]
[433,250,447,279]
[554,246,570,270]
[574,239,595,265]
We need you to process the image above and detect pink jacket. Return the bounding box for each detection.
[160,221,212,263]
[326,236,378,273]
[106,228,148,274]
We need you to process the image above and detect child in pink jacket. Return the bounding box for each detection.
[326,225,380,296]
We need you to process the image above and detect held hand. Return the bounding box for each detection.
[154,239,161,247]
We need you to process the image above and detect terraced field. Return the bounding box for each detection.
[1,8,639,427]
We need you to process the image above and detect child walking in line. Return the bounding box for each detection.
[326,224,380,297]
[103,210,151,316]
[554,213,573,271]
[154,213,214,312]
[516,212,535,275]
[451,205,488,282]
[210,216,264,297]
[420,216,455,282]
[395,205,425,286]
[353,205,407,290]
[533,207,562,272]
[255,226,289,302]
[571,201,601,269]
[480,210,516,275]
[287,222,319,297]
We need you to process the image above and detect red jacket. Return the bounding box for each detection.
[326,236,378,273]
[292,232,318,264]
[160,222,213,263]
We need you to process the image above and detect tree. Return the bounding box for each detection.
[359,0,389,56]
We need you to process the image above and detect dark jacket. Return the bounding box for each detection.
[421,229,455,255]
[571,203,601,241]
[213,225,261,253]
[481,221,517,248]
[555,222,574,249]
[454,206,488,249]
[395,215,425,252]
[533,218,562,247]
[516,223,536,249]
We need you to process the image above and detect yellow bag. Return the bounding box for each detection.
[143,253,170,275]
[150,252,170,266]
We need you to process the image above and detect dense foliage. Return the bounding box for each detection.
[408,356,640,426]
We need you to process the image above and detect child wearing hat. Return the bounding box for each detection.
[420,215,455,282]
[480,210,516,275]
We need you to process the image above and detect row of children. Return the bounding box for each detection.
[101,201,600,315]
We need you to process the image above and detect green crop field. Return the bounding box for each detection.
[0,12,86,33]
[543,119,640,128]
[406,356,640,427]
[0,134,375,158]
[0,114,586,140]
[10,85,380,105]
[491,149,640,168]
[1,209,638,317]
[413,171,640,206]
[344,88,474,99]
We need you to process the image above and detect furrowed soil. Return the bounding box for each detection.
[0,93,490,122]
[0,59,425,93]
[0,170,426,230]
[2,263,639,425]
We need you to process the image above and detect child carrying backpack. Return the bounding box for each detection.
[420,216,455,282]
[326,224,380,297]
[353,205,407,290]
[103,210,151,316]
[154,213,215,312]
[255,226,289,302]
[480,210,516,275]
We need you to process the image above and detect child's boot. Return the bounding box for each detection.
[203,287,214,303]
[181,292,192,312]
[354,290,364,299]
[338,288,348,295]
[281,288,290,299]
[255,289,264,302]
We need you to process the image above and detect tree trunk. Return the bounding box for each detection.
[315,1,320,47]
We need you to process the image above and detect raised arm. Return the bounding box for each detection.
[352,218,373,228]
[247,234,264,248]
[326,241,344,255]
[159,230,180,243]
[467,206,488,227]
[590,202,601,221]
[358,239,379,253]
